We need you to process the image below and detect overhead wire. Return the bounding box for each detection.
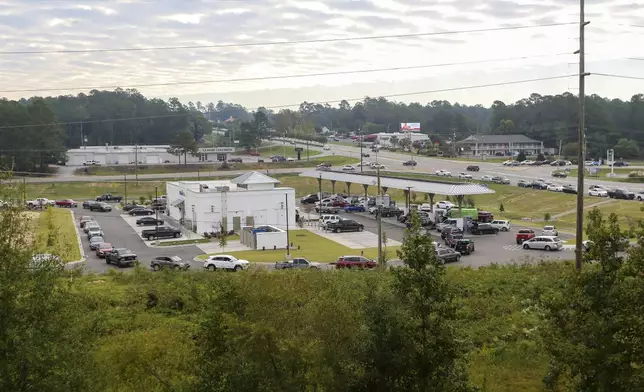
[593,72,644,81]
[0,74,576,130]
[0,52,575,94]
[0,23,576,55]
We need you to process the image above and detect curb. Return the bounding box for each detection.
[69,208,86,264]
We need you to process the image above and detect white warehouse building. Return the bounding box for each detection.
[165,172,296,235]
[66,145,234,166]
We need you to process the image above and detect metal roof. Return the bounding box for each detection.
[231,171,281,185]
[298,171,495,196]
[458,134,541,144]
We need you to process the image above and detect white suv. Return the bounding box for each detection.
[522,236,563,251]
[435,170,451,176]
[542,225,558,236]
[204,255,249,271]
[490,220,511,232]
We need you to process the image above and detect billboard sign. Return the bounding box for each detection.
[400,122,421,132]
[198,147,234,153]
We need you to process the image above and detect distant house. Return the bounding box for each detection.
[456,134,544,156]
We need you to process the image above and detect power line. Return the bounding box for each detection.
[0,23,576,55]
[0,74,576,130]
[0,53,574,94]
[593,72,644,81]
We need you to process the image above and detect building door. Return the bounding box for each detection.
[246,216,254,226]
[232,216,241,231]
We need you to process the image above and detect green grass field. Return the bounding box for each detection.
[34,208,82,262]
[248,144,322,157]
[560,168,644,183]
[556,199,644,231]
[76,155,356,176]
[195,230,399,263]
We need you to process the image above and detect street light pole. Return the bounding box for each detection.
[377,165,383,267]
[155,186,159,245]
[360,126,363,173]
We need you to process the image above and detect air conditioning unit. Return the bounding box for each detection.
[214,186,230,192]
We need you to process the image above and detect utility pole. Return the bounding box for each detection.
[124,174,127,205]
[155,186,159,245]
[575,0,590,271]
[452,129,457,157]
[377,165,383,267]
[359,126,363,173]
[285,193,290,256]
[22,176,26,205]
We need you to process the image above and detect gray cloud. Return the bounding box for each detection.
[0,0,640,104]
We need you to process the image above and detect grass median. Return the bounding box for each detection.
[195,230,399,263]
[76,155,356,176]
[33,208,82,262]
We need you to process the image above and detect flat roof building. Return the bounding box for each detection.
[66,145,234,166]
[166,172,296,235]
[457,134,543,156]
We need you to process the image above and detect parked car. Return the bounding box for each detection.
[562,185,578,194]
[492,176,510,185]
[55,199,77,208]
[489,220,511,231]
[477,211,494,223]
[517,180,529,187]
[95,242,114,258]
[552,171,567,178]
[203,254,249,271]
[316,204,341,214]
[361,152,370,157]
[547,184,564,192]
[522,236,563,251]
[274,258,321,270]
[83,221,100,233]
[83,200,98,209]
[151,255,190,271]
[435,248,461,263]
[588,188,608,197]
[458,172,472,179]
[26,197,56,209]
[466,165,480,171]
[227,157,243,163]
[436,201,455,209]
[122,203,145,212]
[141,226,182,240]
[301,194,320,204]
[129,207,154,216]
[402,160,417,166]
[607,188,635,200]
[611,161,629,167]
[326,220,364,233]
[335,255,376,269]
[87,226,104,239]
[454,239,475,255]
[95,193,122,202]
[444,232,465,247]
[90,202,112,212]
[106,248,138,267]
[435,170,452,176]
[471,223,499,235]
[635,192,644,201]
[377,206,404,218]
[89,236,105,250]
[79,215,93,228]
[344,205,365,213]
[136,216,164,226]
[541,225,559,236]
[481,175,494,181]
[516,229,536,244]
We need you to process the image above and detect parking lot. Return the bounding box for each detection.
[75,206,204,273]
[320,208,577,268]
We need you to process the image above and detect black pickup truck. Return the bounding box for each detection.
[95,193,123,202]
[106,248,138,268]
[141,226,182,240]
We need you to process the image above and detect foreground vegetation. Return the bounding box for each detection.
[1,203,644,391]
[33,207,81,262]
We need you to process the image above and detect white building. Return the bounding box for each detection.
[374,132,430,147]
[66,145,234,166]
[166,172,296,235]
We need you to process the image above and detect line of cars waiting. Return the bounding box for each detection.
[79,215,138,268]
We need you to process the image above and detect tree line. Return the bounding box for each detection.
[1,182,643,392]
[2,89,644,172]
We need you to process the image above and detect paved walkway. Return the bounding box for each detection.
[550,198,617,219]
[305,227,402,249]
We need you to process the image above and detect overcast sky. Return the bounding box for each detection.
[0,0,643,110]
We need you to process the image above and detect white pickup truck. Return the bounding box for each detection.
[26,198,56,209]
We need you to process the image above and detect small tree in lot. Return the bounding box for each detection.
[219,222,228,252]
[499,202,505,213]
[544,212,551,222]
[517,150,527,162]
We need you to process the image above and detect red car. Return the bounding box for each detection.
[96,242,114,258]
[335,256,377,269]
[516,229,536,244]
[55,199,78,208]
[478,211,494,223]
[332,200,349,207]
